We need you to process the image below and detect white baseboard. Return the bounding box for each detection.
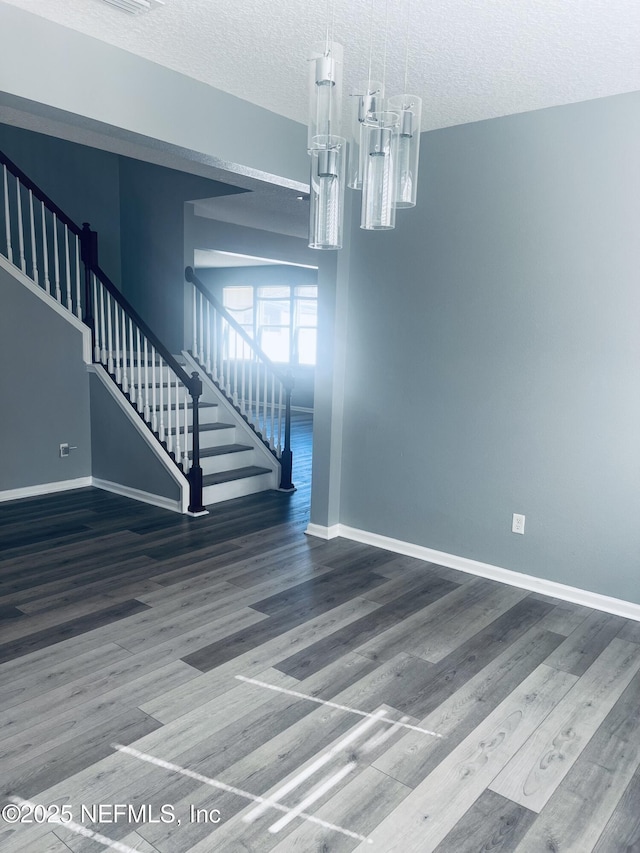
[305,522,640,622]
[92,478,184,514]
[305,522,341,540]
[0,477,93,503]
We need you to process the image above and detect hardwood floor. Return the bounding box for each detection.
[1,413,639,852]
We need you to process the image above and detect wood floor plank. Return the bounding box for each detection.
[140,600,380,723]
[0,642,132,711]
[0,599,150,664]
[592,765,640,853]
[433,790,536,853]
[1,708,161,803]
[543,609,627,675]
[369,597,554,719]
[617,617,640,645]
[0,660,198,769]
[511,667,640,853]
[274,574,458,679]
[355,577,525,664]
[373,627,565,789]
[490,638,640,813]
[353,664,577,853]
[535,601,593,637]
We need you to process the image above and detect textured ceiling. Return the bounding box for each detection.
[3,0,640,132]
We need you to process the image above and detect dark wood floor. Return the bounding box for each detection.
[1,412,639,852]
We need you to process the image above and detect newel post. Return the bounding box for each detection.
[80,222,98,336]
[187,371,206,514]
[278,370,295,492]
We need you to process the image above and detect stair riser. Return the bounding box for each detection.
[202,471,276,505]
[199,426,237,449]
[146,406,218,426]
[200,449,256,475]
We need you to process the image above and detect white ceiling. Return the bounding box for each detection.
[3,0,640,133]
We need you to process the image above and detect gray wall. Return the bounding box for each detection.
[324,91,640,605]
[89,372,181,501]
[118,158,242,352]
[0,123,122,286]
[0,263,91,491]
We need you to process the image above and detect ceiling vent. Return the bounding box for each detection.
[101,0,164,14]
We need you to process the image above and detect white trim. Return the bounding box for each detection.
[305,523,640,622]
[305,522,341,540]
[92,477,183,514]
[0,253,92,364]
[0,477,92,503]
[89,364,189,513]
[292,405,314,414]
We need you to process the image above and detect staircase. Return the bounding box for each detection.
[0,149,294,512]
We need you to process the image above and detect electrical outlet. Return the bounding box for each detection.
[59,443,70,458]
[512,513,525,535]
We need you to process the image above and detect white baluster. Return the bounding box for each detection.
[143,338,150,421]
[74,234,82,318]
[192,283,198,359]
[199,291,204,363]
[136,328,143,411]
[106,292,114,373]
[28,190,38,285]
[151,346,158,433]
[248,357,253,424]
[233,330,238,406]
[205,300,211,374]
[270,374,276,449]
[263,363,268,439]
[114,301,121,384]
[166,366,173,453]
[2,165,13,264]
[212,306,218,381]
[182,386,189,471]
[129,317,135,402]
[241,340,247,414]
[92,274,100,362]
[255,362,261,434]
[99,285,107,365]
[121,308,129,392]
[53,214,61,303]
[16,179,25,273]
[64,226,72,312]
[174,374,181,464]
[41,204,50,295]
[159,358,165,442]
[277,382,283,454]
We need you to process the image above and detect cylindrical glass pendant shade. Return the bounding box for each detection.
[361,111,399,230]
[307,42,343,150]
[309,136,346,250]
[347,80,383,189]
[387,94,422,208]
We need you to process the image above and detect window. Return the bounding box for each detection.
[223,284,318,365]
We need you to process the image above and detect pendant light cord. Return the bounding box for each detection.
[367,0,375,93]
[382,0,390,97]
[404,0,411,94]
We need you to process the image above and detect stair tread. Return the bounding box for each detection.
[152,402,217,410]
[169,421,234,435]
[192,443,254,459]
[203,466,272,486]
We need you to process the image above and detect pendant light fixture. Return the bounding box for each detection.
[307,0,346,250]
[306,0,421,248]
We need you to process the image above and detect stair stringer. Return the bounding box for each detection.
[181,350,281,490]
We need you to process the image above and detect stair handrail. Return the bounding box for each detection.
[185,265,294,491]
[0,148,83,237]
